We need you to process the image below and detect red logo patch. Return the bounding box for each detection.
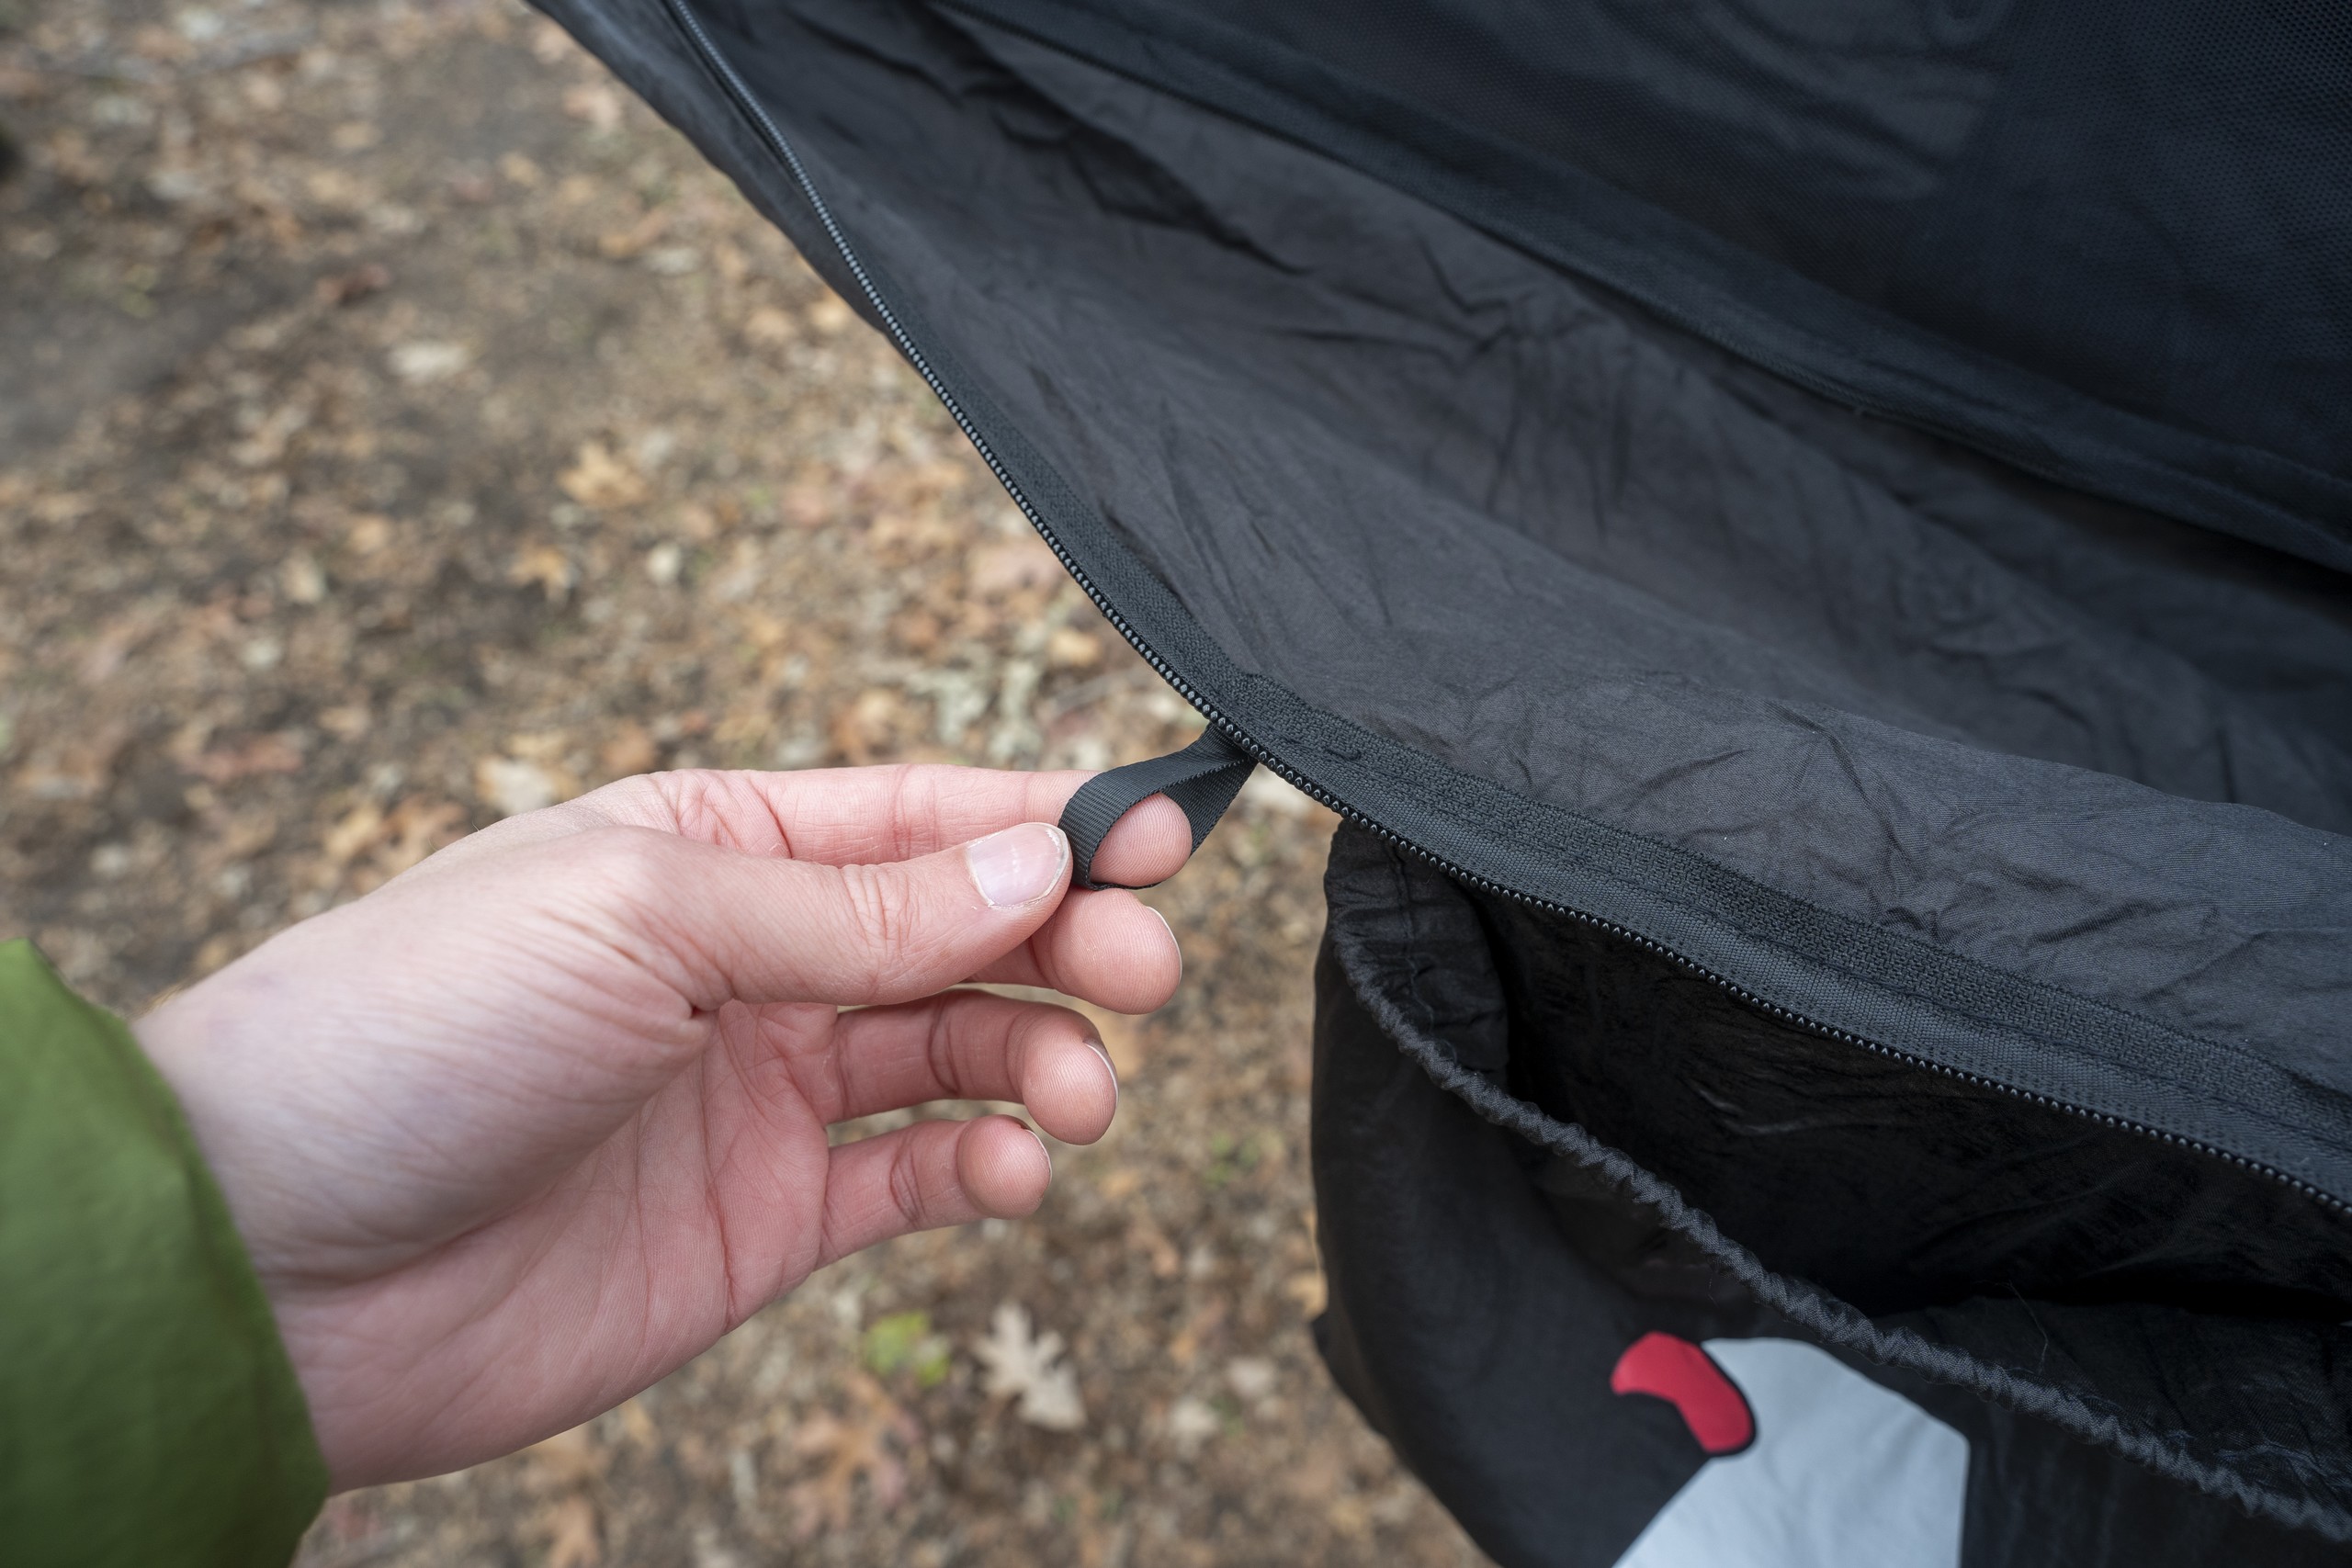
[1610,1331,1756,1455]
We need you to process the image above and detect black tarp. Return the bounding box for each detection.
[538,1,2352,1561]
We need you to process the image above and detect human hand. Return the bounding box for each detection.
[134,765,1191,1490]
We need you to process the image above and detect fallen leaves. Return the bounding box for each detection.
[314,262,392,307]
[596,206,670,261]
[1163,1395,1220,1458]
[510,543,576,603]
[279,552,328,605]
[524,1426,608,1568]
[742,304,797,348]
[974,1303,1086,1432]
[1283,1269,1329,1316]
[540,1496,601,1568]
[386,339,470,386]
[185,730,307,784]
[862,1311,951,1390]
[561,80,625,131]
[831,686,913,766]
[785,1372,922,1538]
[6,12,1393,1559]
[967,536,1066,596]
[557,441,649,510]
[804,291,854,335]
[319,795,466,883]
[321,800,386,865]
[477,754,573,818]
[598,722,659,778]
[1046,626,1102,670]
[1227,1357,1278,1404]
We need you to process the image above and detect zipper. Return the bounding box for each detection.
[660,0,2341,1216]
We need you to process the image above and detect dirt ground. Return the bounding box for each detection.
[0,2,1485,1563]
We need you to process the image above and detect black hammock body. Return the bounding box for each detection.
[539,2,2352,1562]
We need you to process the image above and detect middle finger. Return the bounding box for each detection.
[976,886,1182,1014]
[811,990,1120,1145]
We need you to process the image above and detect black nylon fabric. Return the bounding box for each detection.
[539,0,2350,1195]
[952,0,2352,566]
[530,0,2352,1555]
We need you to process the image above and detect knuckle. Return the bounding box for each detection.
[925,998,964,1098]
[836,863,918,965]
[886,1135,932,1231]
[571,824,679,906]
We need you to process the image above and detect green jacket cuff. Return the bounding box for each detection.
[0,940,329,1563]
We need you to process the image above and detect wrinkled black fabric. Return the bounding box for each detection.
[547,0,2352,1196]
[954,0,2352,563]
[530,0,2352,1555]
[1473,892,2352,1322]
[1319,824,2352,1560]
[541,0,2352,1197]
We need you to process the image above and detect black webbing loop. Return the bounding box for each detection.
[1057,725,1257,891]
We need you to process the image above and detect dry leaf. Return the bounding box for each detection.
[387,340,469,385]
[785,1373,920,1539]
[599,722,659,777]
[558,442,648,510]
[1046,626,1102,670]
[967,537,1065,595]
[315,263,392,307]
[1127,1214,1182,1280]
[831,687,909,765]
[1167,1298,1227,1370]
[539,1495,601,1568]
[280,552,328,605]
[371,797,466,878]
[186,731,306,784]
[743,305,797,347]
[531,18,579,62]
[345,514,395,555]
[510,544,576,603]
[1227,1357,1278,1402]
[561,81,624,130]
[322,801,385,866]
[526,1425,608,1492]
[613,1397,659,1449]
[318,704,371,741]
[597,207,670,260]
[477,756,566,818]
[1164,1396,1220,1457]
[804,292,854,334]
[973,1303,1085,1431]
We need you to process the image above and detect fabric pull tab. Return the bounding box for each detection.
[1057,725,1257,890]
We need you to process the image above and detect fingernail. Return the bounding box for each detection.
[1150,905,1182,978]
[1085,1037,1120,1110]
[1025,1124,1054,1179]
[967,823,1069,908]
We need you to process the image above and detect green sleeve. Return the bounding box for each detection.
[0,940,329,1563]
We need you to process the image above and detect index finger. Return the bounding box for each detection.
[585,763,1196,886]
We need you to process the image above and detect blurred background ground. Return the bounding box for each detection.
[0,2,1484,1563]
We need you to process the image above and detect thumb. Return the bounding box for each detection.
[601,819,1074,1010]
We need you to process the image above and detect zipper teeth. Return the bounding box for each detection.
[664,0,2343,1217]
